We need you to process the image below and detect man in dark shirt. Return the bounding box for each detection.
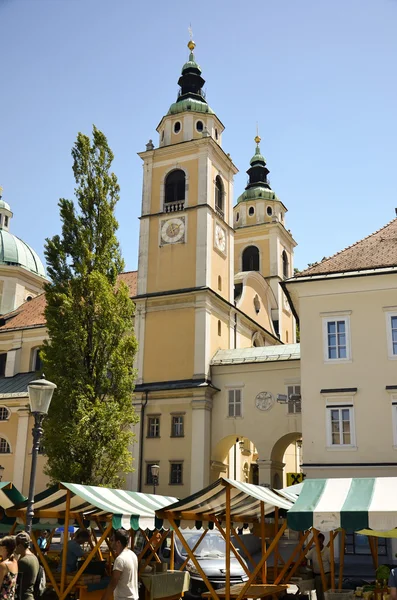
[15,532,39,600]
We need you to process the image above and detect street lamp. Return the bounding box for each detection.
[26,375,57,535]
[151,464,159,495]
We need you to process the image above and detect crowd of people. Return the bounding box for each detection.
[0,527,139,600]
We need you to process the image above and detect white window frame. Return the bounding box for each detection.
[326,404,356,449]
[0,406,10,421]
[227,388,243,418]
[385,311,397,360]
[322,315,352,363]
[286,384,301,414]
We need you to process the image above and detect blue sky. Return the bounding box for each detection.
[1,0,396,272]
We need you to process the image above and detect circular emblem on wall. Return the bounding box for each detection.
[255,391,274,411]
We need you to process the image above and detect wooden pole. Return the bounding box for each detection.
[283,535,315,584]
[213,519,250,577]
[375,537,379,570]
[166,515,219,600]
[179,529,208,571]
[60,522,113,600]
[231,526,256,570]
[170,531,175,571]
[274,507,279,581]
[260,501,267,584]
[313,529,328,592]
[225,485,231,600]
[95,518,115,559]
[60,490,71,596]
[330,531,335,590]
[274,530,311,585]
[31,533,60,596]
[338,530,346,590]
[235,521,288,600]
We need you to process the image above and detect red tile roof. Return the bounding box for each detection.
[296,218,397,277]
[0,271,137,332]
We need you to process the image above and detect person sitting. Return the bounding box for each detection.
[0,536,18,600]
[59,529,90,573]
[15,533,39,600]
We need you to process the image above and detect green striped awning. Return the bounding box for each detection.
[287,477,397,532]
[15,483,177,531]
[158,477,293,528]
[0,482,26,509]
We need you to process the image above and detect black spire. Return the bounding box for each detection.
[245,136,271,191]
[176,40,207,105]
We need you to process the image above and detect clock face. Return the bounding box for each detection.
[161,217,185,244]
[215,224,226,253]
[255,391,274,412]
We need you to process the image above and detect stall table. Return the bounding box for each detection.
[141,571,191,600]
[203,584,288,600]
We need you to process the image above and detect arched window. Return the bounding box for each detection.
[218,276,222,291]
[218,320,221,336]
[282,250,289,279]
[0,407,9,421]
[242,246,259,272]
[32,347,43,372]
[164,170,185,204]
[0,438,10,454]
[215,176,224,215]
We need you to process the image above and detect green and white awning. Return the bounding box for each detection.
[158,477,293,528]
[15,482,178,531]
[287,478,397,532]
[0,482,26,509]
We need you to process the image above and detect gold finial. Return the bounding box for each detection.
[255,122,261,145]
[188,24,195,51]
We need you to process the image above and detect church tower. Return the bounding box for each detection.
[233,137,297,343]
[132,39,239,494]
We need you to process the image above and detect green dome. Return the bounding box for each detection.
[0,200,11,212]
[181,52,202,74]
[250,145,266,165]
[167,98,214,116]
[0,229,46,277]
[237,186,277,204]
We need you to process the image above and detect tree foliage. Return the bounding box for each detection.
[42,126,138,487]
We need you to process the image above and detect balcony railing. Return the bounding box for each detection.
[215,205,224,219]
[164,201,185,213]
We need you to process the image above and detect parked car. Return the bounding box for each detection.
[160,529,249,597]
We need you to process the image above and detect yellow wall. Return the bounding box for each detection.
[146,210,197,293]
[143,306,195,382]
[141,398,192,497]
[211,243,230,303]
[295,273,397,474]
[237,276,274,332]
[234,231,270,277]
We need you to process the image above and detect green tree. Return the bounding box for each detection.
[42,126,138,487]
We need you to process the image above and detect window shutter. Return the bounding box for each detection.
[228,390,235,417]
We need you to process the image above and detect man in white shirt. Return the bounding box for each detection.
[102,529,139,600]
[306,533,331,600]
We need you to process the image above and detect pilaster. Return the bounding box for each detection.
[13,409,29,490]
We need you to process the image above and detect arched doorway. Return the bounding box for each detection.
[270,431,302,489]
[211,435,259,483]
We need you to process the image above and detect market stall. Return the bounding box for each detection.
[0,481,26,532]
[156,477,293,600]
[286,477,397,596]
[8,482,179,600]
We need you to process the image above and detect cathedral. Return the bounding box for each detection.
[0,39,396,498]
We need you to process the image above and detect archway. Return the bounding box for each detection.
[270,431,302,489]
[210,435,259,484]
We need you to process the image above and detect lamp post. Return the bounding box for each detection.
[151,464,159,495]
[26,376,57,535]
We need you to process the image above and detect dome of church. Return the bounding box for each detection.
[0,191,46,278]
[0,229,46,277]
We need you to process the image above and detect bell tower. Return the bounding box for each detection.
[233,136,297,343]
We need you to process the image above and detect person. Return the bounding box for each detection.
[36,531,48,552]
[15,532,39,600]
[389,568,397,600]
[0,536,18,600]
[101,529,138,600]
[306,533,331,600]
[58,529,90,573]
